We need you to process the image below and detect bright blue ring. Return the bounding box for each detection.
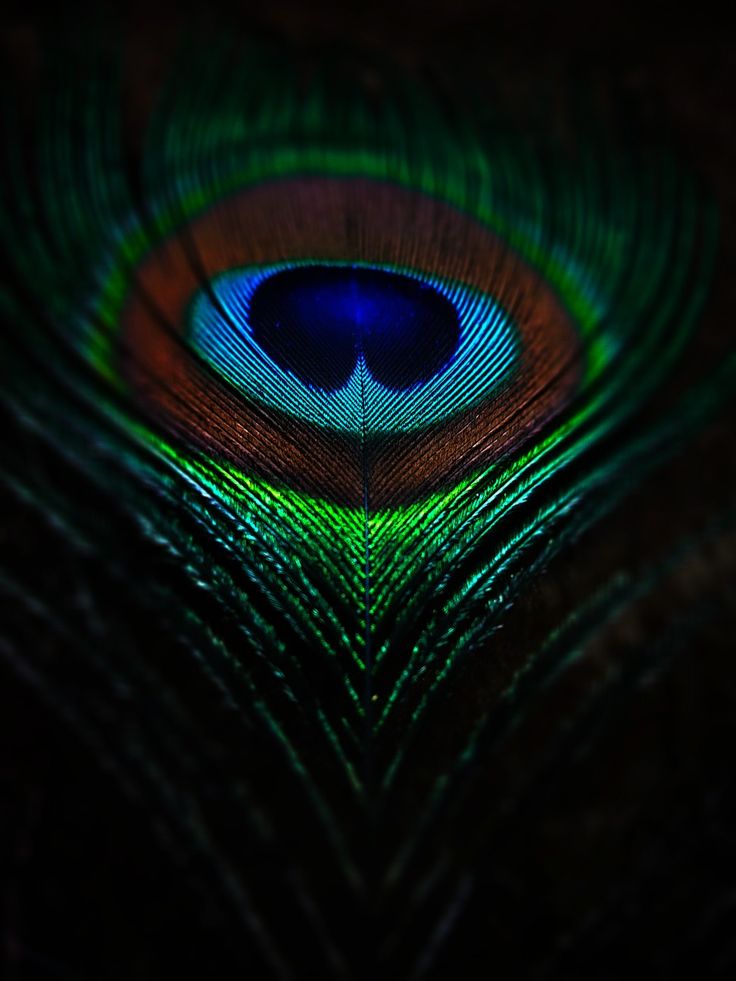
[187,261,519,435]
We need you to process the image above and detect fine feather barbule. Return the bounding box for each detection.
[1,18,735,981]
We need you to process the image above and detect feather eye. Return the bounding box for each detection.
[119,176,579,504]
[1,20,734,981]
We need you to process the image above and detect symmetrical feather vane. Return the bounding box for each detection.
[1,21,734,980]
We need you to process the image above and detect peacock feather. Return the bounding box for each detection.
[1,13,735,980]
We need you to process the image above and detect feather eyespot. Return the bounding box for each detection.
[120,178,581,504]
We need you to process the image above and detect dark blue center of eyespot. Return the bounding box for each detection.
[248,265,460,391]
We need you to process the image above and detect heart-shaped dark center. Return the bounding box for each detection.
[249,265,460,391]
